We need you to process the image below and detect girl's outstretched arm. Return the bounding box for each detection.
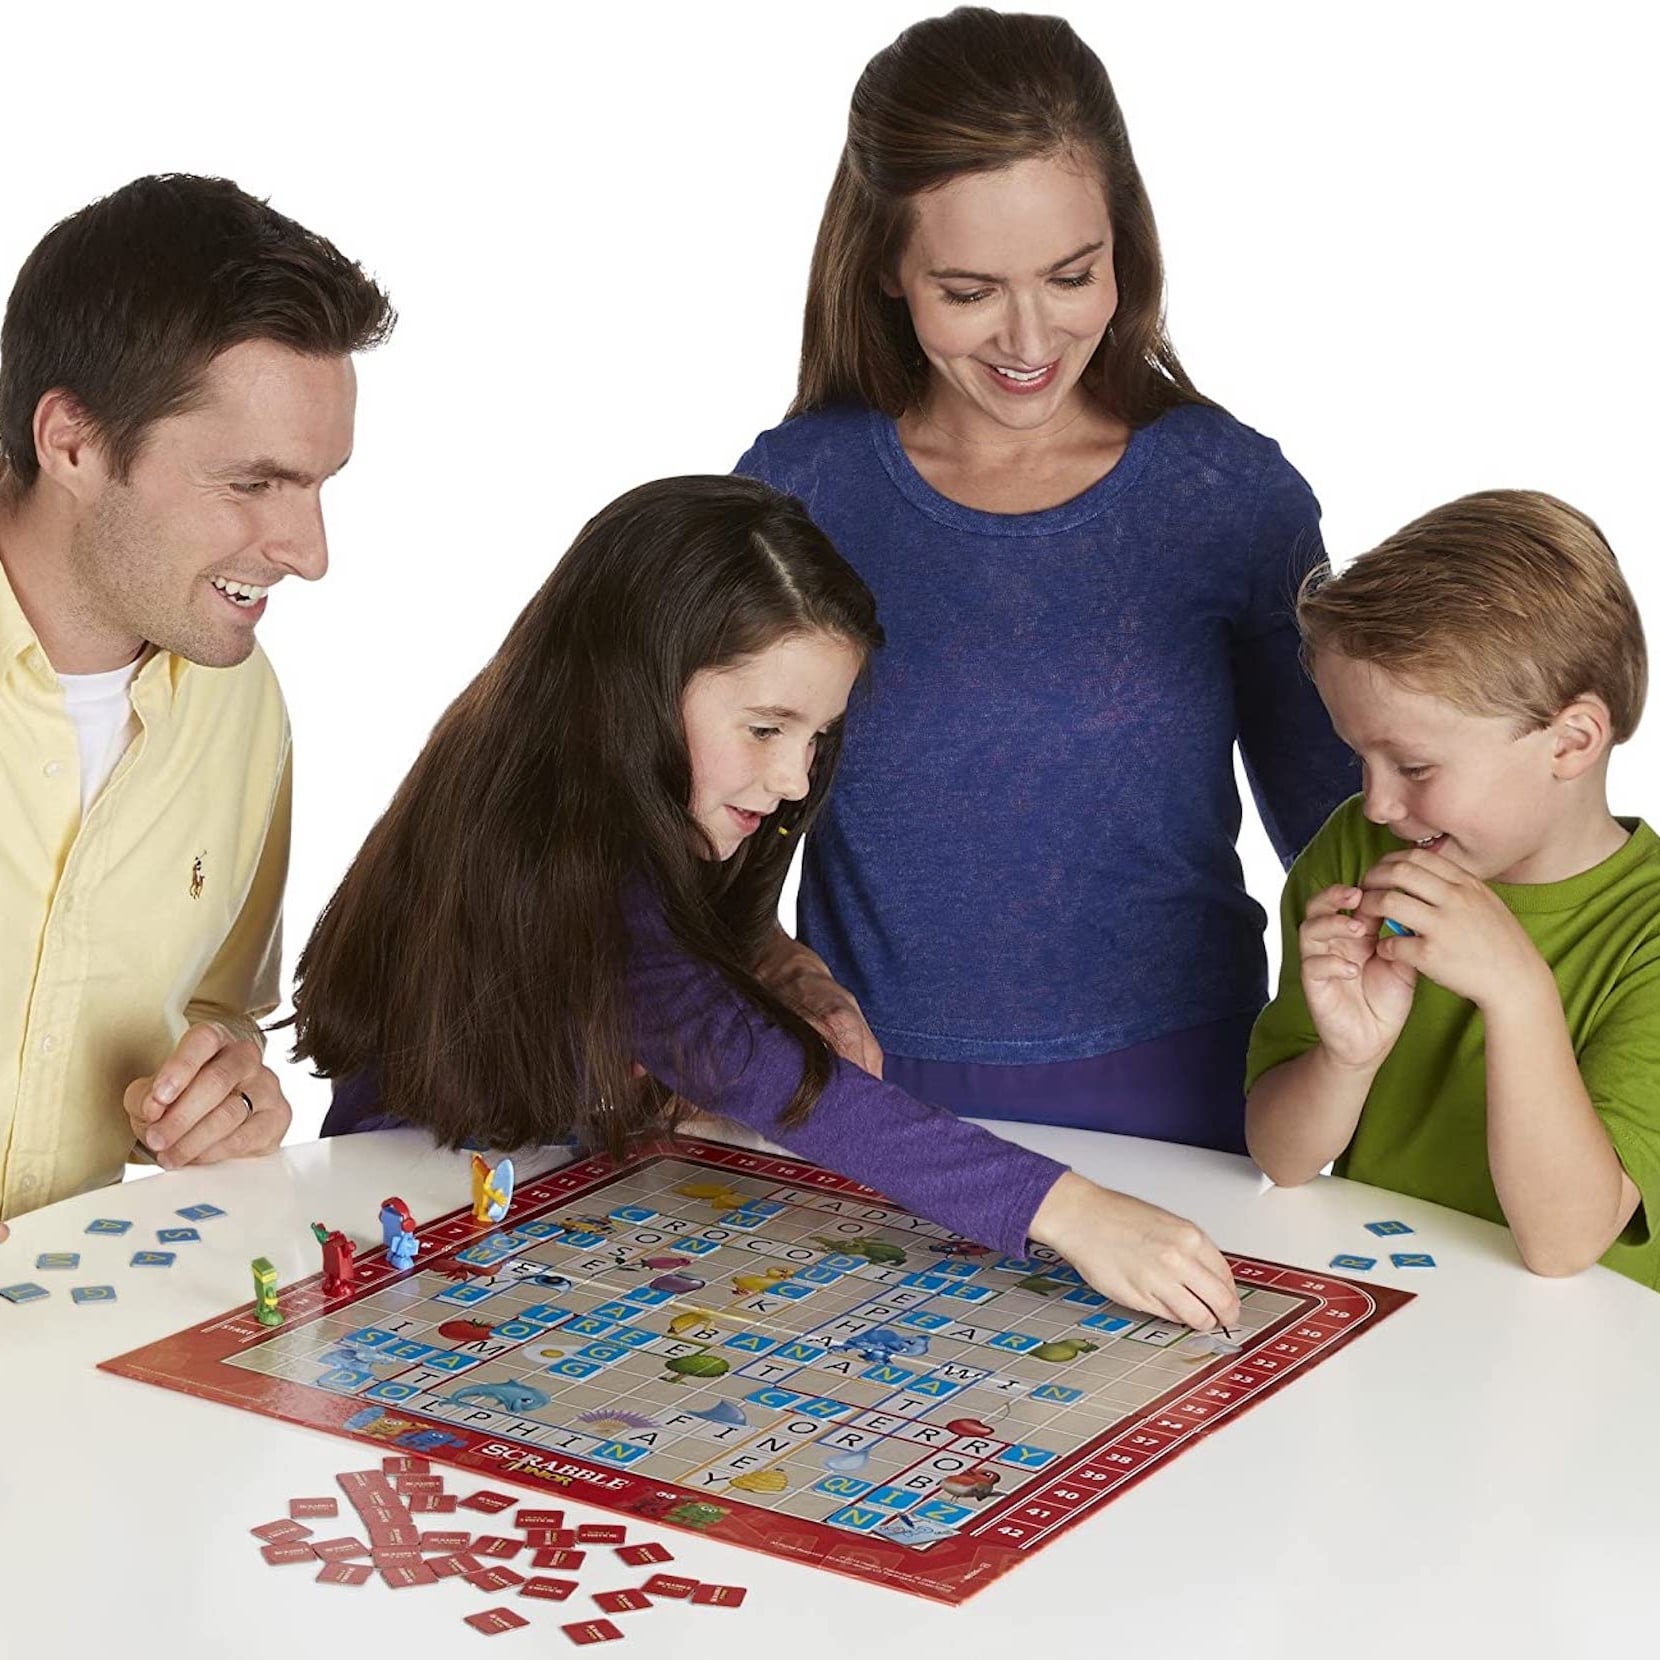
[630,898,1238,1328]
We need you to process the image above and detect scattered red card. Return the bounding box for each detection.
[471,1534,523,1559]
[397,1474,443,1494]
[368,1523,421,1548]
[519,1575,579,1602]
[515,1509,565,1529]
[532,1548,586,1571]
[260,1541,317,1566]
[409,1491,457,1512]
[592,1589,651,1614]
[251,1519,310,1543]
[420,1531,470,1552]
[467,1566,526,1592]
[310,1537,371,1562]
[577,1525,626,1544]
[561,1620,624,1646]
[466,1607,530,1635]
[690,1583,747,1607]
[382,1455,430,1474]
[426,1552,482,1579]
[616,1542,672,1566]
[461,1489,516,1513]
[289,1497,339,1519]
[371,1546,421,1567]
[523,1526,576,1547]
[641,1574,698,1598]
[316,1562,372,1587]
[380,1562,438,1589]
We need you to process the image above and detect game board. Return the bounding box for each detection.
[103,1139,1410,1603]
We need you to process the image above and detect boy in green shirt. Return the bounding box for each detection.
[1246,490,1660,1289]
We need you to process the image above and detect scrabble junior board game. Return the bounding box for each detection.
[103,1139,1409,1602]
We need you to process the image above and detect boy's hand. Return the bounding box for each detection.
[1356,848,1548,1009]
[1298,883,1416,1067]
[124,1022,292,1169]
[1030,1172,1241,1331]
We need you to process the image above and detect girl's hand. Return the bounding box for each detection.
[1030,1172,1241,1330]
[1297,883,1416,1069]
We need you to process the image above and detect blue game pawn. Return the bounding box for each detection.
[379,1197,420,1271]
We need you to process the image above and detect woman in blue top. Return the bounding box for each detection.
[739,7,1355,1152]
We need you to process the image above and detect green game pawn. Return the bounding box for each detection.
[251,1256,284,1327]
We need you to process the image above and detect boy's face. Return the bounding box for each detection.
[1313,652,1566,883]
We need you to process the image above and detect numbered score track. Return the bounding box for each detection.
[100,1139,1412,1602]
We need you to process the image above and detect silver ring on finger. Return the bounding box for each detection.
[238,1089,255,1117]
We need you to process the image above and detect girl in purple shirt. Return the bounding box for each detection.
[297,475,1239,1329]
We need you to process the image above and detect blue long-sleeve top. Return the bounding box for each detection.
[736,402,1356,1076]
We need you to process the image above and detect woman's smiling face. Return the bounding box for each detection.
[885,151,1117,442]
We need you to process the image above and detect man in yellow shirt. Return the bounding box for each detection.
[0,175,394,1237]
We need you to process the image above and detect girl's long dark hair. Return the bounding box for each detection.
[290,476,883,1156]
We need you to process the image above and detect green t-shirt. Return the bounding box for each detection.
[1246,796,1660,1290]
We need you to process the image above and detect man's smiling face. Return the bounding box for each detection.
[67,338,357,667]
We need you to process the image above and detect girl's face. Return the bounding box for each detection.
[885,151,1117,442]
[682,630,863,860]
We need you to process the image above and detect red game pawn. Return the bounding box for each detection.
[309,1223,356,1294]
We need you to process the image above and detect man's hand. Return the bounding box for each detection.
[1356,848,1550,1010]
[124,1022,291,1169]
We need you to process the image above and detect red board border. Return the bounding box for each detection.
[100,1139,1411,1602]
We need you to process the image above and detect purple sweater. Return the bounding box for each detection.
[323,890,1067,1257]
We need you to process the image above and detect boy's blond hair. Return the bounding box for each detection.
[1299,490,1647,742]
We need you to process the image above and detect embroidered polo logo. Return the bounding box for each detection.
[190,851,206,900]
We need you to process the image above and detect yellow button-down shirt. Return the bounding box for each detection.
[1,559,291,1220]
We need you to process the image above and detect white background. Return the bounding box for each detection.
[3,1,1654,1140]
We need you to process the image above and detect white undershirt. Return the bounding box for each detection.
[58,657,142,819]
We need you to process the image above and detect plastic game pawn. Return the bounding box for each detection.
[470,1153,514,1225]
[309,1223,356,1295]
[250,1256,283,1327]
[1379,918,1416,938]
[378,1197,420,1271]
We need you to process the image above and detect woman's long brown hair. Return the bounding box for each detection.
[290,476,883,1156]
[793,6,1205,426]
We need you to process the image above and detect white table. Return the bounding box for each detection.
[2,1123,1654,1659]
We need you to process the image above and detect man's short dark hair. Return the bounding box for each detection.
[0,174,395,494]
